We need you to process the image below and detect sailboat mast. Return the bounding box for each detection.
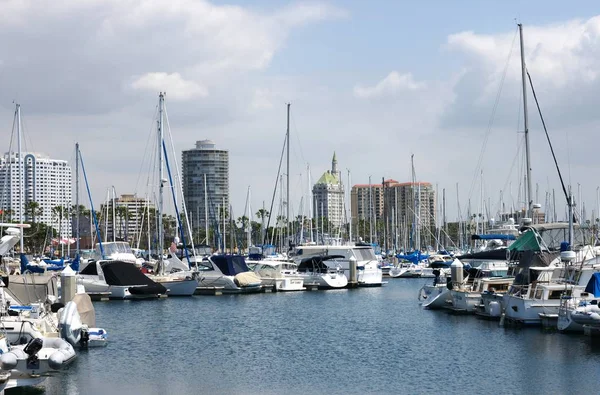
[348,169,352,243]
[112,186,116,242]
[286,103,290,250]
[204,173,208,245]
[76,143,80,255]
[519,23,533,218]
[16,104,24,252]
[246,186,251,251]
[158,92,165,271]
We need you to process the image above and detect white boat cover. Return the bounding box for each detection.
[72,293,95,328]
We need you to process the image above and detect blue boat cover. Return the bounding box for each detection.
[20,254,64,273]
[585,272,600,297]
[211,255,251,276]
[396,250,429,264]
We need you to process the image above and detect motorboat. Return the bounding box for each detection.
[448,261,513,314]
[558,272,600,332]
[196,255,262,293]
[0,273,107,348]
[253,261,305,291]
[78,260,167,299]
[296,255,348,289]
[503,223,600,325]
[292,243,383,286]
[418,270,452,310]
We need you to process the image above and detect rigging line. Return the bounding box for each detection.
[290,109,307,171]
[133,104,160,196]
[263,133,288,245]
[526,70,570,206]
[465,26,519,211]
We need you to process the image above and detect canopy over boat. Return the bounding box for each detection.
[210,255,252,276]
[91,260,167,294]
[297,255,344,273]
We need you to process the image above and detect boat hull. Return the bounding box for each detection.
[419,285,450,309]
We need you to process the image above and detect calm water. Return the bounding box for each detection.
[13,279,600,395]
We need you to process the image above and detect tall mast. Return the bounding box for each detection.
[348,169,352,243]
[158,92,165,272]
[369,175,373,243]
[286,103,290,250]
[204,173,208,245]
[519,23,533,218]
[246,186,251,250]
[112,186,116,242]
[16,104,24,252]
[76,143,80,255]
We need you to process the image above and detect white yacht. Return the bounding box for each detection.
[292,243,383,286]
[253,261,305,291]
[196,255,262,293]
[503,224,600,325]
[296,255,348,289]
[448,261,513,313]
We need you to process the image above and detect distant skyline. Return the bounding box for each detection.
[2,1,600,223]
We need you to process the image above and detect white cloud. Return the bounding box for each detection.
[353,71,424,99]
[0,0,345,114]
[130,72,208,101]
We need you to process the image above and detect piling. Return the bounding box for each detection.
[61,266,77,305]
[348,256,359,288]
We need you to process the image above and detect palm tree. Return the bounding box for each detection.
[24,201,43,223]
[115,206,128,240]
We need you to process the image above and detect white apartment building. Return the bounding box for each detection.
[0,152,72,236]
[312,153,344,228]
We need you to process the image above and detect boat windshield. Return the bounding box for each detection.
[354,248,376,261]
[95,242,133,258]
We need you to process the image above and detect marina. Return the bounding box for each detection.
[2,1,600,393]
[28,279,600,395]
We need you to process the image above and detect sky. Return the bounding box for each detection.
[2,0,600,224]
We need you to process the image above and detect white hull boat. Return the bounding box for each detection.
[253,261,305,291]
[419,284,451,309]
[292,244,383,286]
[197,255,262,294]
[297,256,348,289]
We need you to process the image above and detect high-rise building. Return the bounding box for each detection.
[0,152,72,235]
[182,140,229,231]
[100,194,154,243]
[312,153,345,228]
[351,182,384,221]
[351,179,436,249]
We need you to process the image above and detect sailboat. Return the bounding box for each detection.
[144,93,199,296]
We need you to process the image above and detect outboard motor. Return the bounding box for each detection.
[79,327,90,348]
[23,338,44,364]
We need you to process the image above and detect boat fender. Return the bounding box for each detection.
[0,348,26,370]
